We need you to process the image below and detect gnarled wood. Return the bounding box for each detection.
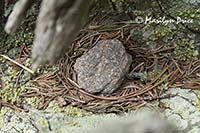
[4,0,91,70]
[5,0,34,33]
[32,0,91,70]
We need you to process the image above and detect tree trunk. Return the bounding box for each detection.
[32,0,91,70]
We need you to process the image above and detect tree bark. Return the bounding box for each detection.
[5,0,34,33]
[32,0,91,70]
[4,0,91,70]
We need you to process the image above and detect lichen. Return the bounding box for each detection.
[0,107,15,129]
[0,109,7,128]
[173,39,199,61]
[129,0,200,62]
[158,83,169,91]
[65,121,80,127]
[64,106,90,117]
[0,3,39,108]
[25,96,43,108]
[194,99,200,112]
[0,67,27,104]
[47,101,91,117]
[37,118,49,129]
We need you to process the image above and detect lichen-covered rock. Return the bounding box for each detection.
[161,88,200,131]
[87,110,179,133]
[74,39,132,94]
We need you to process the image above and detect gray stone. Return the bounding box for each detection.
[0,105,180,133]
[161,88,200,132]
[87,110,179,133]
[74,39,132,94]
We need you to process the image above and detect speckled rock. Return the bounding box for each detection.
[74,39,132,94]
[161,88,200,132]
[1,87,200,133]
[87,110,179,133]
[0,106,180,133]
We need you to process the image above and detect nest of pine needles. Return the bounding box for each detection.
[1,7,200,113]
[16,21,200,113]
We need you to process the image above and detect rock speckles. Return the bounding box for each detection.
[74,39,132,94]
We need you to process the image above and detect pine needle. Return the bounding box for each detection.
[0,54,34,74]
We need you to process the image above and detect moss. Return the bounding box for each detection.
[64,106,90,117]
[0,3,35,105]
[148,68,162,80]
[47,101,66,113]
[131,71,148,82]
[0,107,8,116]
[0,108,6,128]
[128,0,200,62]
[47,101,91,117]
[0,3,37,107]
[194,99,200,112]
[0,118,3,127]
[0,29,34,55]
[175,109,185,116]
[173,39,199,61]
[158,83,169,92]
[152,101,160,108]
[35,65,59,75]
[194,91,200,111]
[25,96,43,108]
[135,68,164,82]
[37,118,49,129]
[0,107,14,129]
[0,1,37,54]
[0,67,27,104]
[65,121,80,127]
